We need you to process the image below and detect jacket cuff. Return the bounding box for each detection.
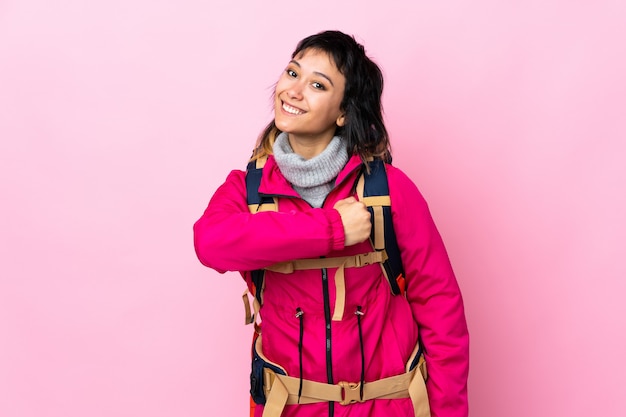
[327,208,345,251]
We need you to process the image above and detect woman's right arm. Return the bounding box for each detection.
[193,170,347,273]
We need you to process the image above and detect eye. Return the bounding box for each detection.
[311,81,326,90]
[286,69,297,78]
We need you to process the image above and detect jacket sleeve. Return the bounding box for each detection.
[193,169,346,273]
[387,166,470,417]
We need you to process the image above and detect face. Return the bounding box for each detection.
[274,49,346,151]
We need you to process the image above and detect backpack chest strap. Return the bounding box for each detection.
[265,251,387,274]
[265,251,387,321]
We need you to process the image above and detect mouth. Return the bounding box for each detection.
[281,101,306,115]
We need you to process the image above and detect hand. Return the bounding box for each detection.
[333,197,371,247]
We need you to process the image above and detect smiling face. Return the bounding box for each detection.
[274,49,346,158]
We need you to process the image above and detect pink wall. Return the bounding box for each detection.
[1,1,624,416]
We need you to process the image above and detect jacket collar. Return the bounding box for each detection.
[259,154,364,198]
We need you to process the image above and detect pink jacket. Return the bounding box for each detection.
[194,154,469,417]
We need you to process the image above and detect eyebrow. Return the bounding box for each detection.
[289,59,335,87]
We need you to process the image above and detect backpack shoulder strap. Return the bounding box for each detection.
[246,156,277,213]
[356,158,406,295]
[244,156,277,323]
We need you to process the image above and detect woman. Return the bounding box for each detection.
[194,30,469,417]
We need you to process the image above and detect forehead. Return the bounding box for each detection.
[293,48,340,73]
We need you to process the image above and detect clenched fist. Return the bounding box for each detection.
[333,197,372,247]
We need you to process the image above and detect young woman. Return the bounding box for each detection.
[194,31,469,417]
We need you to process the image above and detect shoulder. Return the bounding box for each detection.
[385,163,416,186]
[385,164,428,205]
[208,168,247,204]
[223,169,247,189]
[383,163,437,227]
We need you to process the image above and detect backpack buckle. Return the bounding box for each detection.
[355,252,382,267]
[338,381,363,405]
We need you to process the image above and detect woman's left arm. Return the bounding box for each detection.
[387,165,470,417]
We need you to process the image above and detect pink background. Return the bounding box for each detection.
[1,1,625,416]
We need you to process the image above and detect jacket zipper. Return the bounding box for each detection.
[321,267,334,417]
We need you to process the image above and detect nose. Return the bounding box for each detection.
[286,81,304,100]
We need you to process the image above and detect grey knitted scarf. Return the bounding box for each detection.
[272,132,349,208]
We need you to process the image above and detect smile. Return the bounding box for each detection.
[282,102,306,115]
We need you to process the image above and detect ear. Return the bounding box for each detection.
[336,113,346,127]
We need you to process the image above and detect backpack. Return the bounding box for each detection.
[242,157,406,326]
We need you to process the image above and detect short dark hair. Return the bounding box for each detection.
[254,30,391,162]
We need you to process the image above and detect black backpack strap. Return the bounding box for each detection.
[357,159,405,295]
[245,157,275,310]
[246,157,277,213]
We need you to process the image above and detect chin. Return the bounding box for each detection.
[273,118,290,133]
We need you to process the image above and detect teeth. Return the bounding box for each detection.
[283,103,304,115]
